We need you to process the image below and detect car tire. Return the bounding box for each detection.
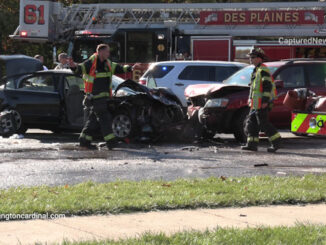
[233,108,249,143]
[0,111,17,137]
[12,110,28,134]
[112,111,134,140]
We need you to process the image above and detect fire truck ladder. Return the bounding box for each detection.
[60,2,326,37]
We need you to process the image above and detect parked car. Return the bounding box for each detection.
[185,59,326,142]
[0,55,185,141]
[139,61,247,107]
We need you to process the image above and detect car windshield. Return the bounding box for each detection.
[223,65,279,86]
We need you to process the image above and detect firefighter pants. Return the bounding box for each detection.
[245,108,280,145]
[80,97,115,143]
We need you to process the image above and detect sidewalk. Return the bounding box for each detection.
[1,204,326,245]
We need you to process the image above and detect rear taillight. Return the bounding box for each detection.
[139,79,146,85]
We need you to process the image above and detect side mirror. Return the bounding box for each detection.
[274,80,284,89]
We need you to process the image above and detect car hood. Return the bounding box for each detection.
[115,79,150,94]
[0,55,43,81]
[208,84,249,98]
[114,79,181,106]
[185,83,249,98]
[185,83,224,98]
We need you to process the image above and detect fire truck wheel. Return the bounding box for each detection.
[112,111,134,140]
[232,108,249,143]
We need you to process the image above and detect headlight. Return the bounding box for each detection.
[115,89,129,97]
[204,98,229,108]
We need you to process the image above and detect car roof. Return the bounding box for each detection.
[0,55,36,61]
[264,59,326,68]
[264,61,287,67]
[149,60,247,66]
[33,69,122,82]
[35,69,73,74]
[0,55,43,79]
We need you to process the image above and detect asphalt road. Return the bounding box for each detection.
[0,130,325,189]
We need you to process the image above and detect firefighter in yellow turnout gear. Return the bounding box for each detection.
[241,48,281,153]
[70,44,135,150]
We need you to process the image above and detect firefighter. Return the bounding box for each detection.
[69,43,138,150]
[241,47,281,153]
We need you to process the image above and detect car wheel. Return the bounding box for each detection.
[112,112,134,139]
[233,108,249,143]
[12,110,28,134]
[0,111,17,137]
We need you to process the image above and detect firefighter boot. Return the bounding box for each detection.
[267,138,281,153]
[241,142,258,151]
[79,137,97,150]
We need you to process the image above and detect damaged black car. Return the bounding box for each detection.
[0,55,185,141]
[111,78,185,142]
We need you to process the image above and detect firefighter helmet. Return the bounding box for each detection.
[247,47,268,60]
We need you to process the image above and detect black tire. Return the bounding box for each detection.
[232,108,249,143]
[0,111,17,137]
[12,110,28,134]
[112,111,134,140]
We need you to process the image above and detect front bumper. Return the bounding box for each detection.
[198,107,236,133]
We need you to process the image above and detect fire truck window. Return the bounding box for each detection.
[307,64,326,87]
[179,66,213,81]
[73,40,120,63]
[275,66,305,88]
[127,32,153,63]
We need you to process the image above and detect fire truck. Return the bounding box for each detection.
[292,111,326,136]
[10,0,326,80]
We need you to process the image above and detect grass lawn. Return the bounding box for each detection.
[63,225,326,245]
[0,174,326,217]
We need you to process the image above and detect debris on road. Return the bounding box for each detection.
[254,163,269,167]
[181,146,199,152]
[9,134,24,139]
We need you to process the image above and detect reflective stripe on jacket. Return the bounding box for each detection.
[249,64,277,110]
[71,53,132,98]
[81,53,116,97]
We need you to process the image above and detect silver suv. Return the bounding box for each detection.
[140,61,247,107]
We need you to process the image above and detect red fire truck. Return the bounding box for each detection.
[10,0,326,80]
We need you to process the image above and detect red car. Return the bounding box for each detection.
[185,59,326,142]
